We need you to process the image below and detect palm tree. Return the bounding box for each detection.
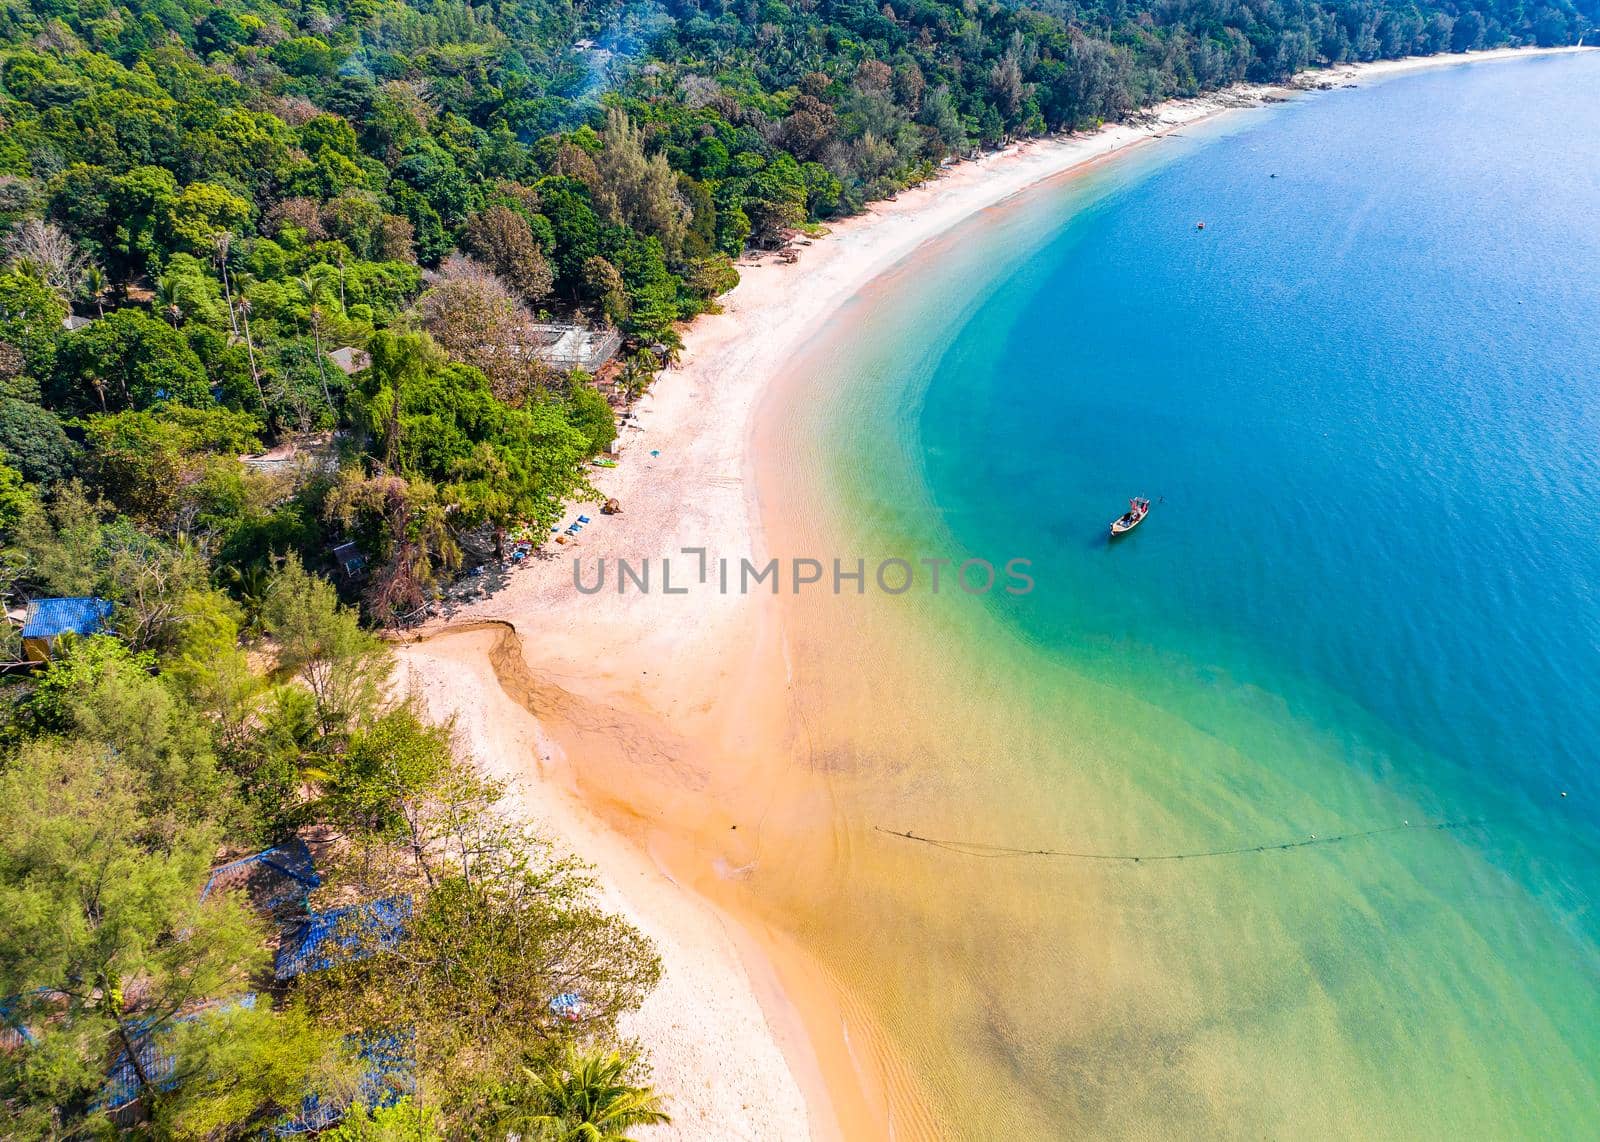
[496,1048,670,1141]
[219,559,274,634]
[234,288,269,417]
[213,231,240,336]
[86,372,109,412]
[155,275,183,327]
[297,274,336,414]
[10,257,48,288]
[619,349,660,405]
[80,264,109,318]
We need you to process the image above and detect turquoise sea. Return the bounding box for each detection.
[773,51,1600,1137]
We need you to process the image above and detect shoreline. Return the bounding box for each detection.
[396,44,1594,1139]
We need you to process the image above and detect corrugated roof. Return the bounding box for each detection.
[200,840,321,917]
[526,323,621,371]
[327,347,371,375]
[274,896,412,980]
[273,1029,416,1135]
[96,996,257,1110]
[22,597,112,640]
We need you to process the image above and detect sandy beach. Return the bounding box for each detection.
[393,43,1594,1140]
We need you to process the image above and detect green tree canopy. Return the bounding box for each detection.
[0,270,65,384]
[0,395,77,483]
[51,308,211,413]
[0,738,257,1128]
[81,404,262,534]
[356,331,594,532]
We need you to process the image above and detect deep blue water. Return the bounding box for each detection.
[918,53,1600,945]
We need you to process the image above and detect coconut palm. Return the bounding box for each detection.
[297,273,336,413]
[212,231,240,335]
[494,1047,669,1141]
[219,559,274,635]
[155,275,183,327]
[232,285,269,417]
[85,371,109,412]
[79,264,109,318]
[619,350,658,405]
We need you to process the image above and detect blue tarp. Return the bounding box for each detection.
[96,995,257,1110]
[200,840,321,916]
[22,597,112,640]
[274,896,412,980]
[273,1029,417,1135]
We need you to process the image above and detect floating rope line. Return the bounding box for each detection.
[873,817,1491,863]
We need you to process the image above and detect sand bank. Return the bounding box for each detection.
[396,44,1594,1139]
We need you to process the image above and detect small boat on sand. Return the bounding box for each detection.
[1110,497,1151,536]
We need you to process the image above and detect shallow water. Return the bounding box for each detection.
[761,53,1600,1137]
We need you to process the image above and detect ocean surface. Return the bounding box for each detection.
[765,52,1600,1137]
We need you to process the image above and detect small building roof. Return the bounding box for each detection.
[275,896,411,980]
[329,540,367,579]
[526,323,622,372]
[240,431,341,474]
[97,996,257,1110]
[22,597,112,640]
[0,995,36,1051]
[200,840,321,917]
[273,1030,416,1135]
[327,347,371,375]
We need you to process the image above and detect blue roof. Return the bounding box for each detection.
[0,994,36,1051]
[275,896,411,980]
[22,597,112,640]
[201,840,321,917]
[96,995,257,1110]
[273,1029,417,1135]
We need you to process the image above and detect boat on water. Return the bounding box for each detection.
[1110,497,1151,536]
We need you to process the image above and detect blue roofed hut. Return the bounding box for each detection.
[274,896,412,980]
[273,1029,416,1135]
[200,840,321,919]
[95,996,257,1114]
[21,597,113,663]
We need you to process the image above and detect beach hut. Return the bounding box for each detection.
[200,840,321,919]
[329,540,367,581]
[96,996,257,1114]
[273,1030,416,1135]
[327,347,371,375]
[21,597,113,663]
[274,896,412,980]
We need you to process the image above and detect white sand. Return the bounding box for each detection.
[397,44,1594,1139]
[398,630,813,1140]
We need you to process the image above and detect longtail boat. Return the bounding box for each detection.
[1111,497,1151,536]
